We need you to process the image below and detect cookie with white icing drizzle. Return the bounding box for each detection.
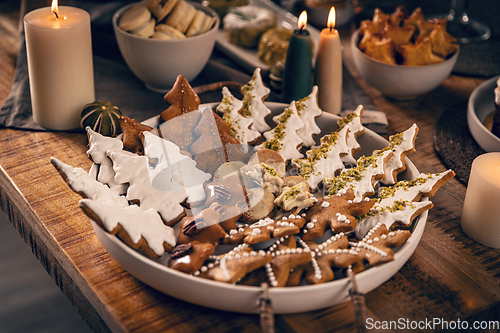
[217,86,261,145]
[355,200,433,239]
[79,199,176,258]
[354,170,455,238]
[50,157,128,208]
[301,189,375,241]
[196,244,272,283]
[324,148,393,200]
[141,131,211,204]
[264,236,312,287]
[380,123,419,185]
[295,86,322,147]
[292,125,350,191]
[337,105,365,165]
[240,68,272,132]
[168,241,216,274]
[107,150,187,225]
[86,127,127,195]
[255,101,305,161]
[302,234,361,284]
[221,215,306,245]
[350,223,411,266]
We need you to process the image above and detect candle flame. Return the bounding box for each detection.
[51,0,59,19]
[328,6,336,29]
[298,11,307,30]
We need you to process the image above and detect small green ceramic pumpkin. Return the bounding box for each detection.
[80,101,122,137]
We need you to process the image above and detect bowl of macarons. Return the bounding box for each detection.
[113,0,220,92]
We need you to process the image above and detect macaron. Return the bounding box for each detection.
[185,10,216,37]
[166,0,197,33]
[129,17,156,37]
[119,4,151,32]
[148,0,178,21]
[155,23,186,39]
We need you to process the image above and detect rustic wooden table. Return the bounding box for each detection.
[1,1,499,332]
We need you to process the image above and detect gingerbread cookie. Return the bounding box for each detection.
[79,199,176,258]
[177,207,228,246]
[141,131,211,204]
[337,105,365,165]
[351,223,411,266]
[119,115,153,155]
[50,157,128,208]
[168,241,216,274]
[295,86,322,147]
[301,189,374,241]
[256,101,305,162]
[241,68,272,132]
[292,125,350,191]
[196,244,272,283]
[380,123,419,185]
[217,86,261,146]
[222,215,305,245]
[107,150,187,225]
[85,127,127,195]
[325,148,393,199]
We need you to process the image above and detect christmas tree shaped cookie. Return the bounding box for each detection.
[295,86,322,147]
[216,86,261,146]
[240,68,272,132]
[255,101,305,161]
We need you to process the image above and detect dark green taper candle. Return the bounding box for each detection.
[281,11,313,104]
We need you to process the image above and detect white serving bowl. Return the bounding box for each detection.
[467,75,500,152]
[351,29,459,100]
[113,2,220,93]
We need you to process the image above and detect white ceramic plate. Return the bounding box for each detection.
[467,75,500,152]
[214,0,320,74]
[92,102,427,314]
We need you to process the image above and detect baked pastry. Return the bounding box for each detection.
[257,27,293,66]
[186,10,216,37]
[148,0,178,21]
[358,6,458,66]
[152,24,186,39]
[166,0,197,33]
[223,5,276,48]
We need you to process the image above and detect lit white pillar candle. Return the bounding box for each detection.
[24,0,94,130]
[314,6,342,114]
[461,152,500,248]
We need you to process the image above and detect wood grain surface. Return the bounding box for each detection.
[1,1,499,333]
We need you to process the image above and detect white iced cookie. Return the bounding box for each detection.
[380,123,419,185]
[292,125,350,191]
[295,86,322,147]
[355,200,433,239]
[354,170,455,239]
[217,86,261,146]
[255,101,305,161]
[376,170,455,207]
[241,68,272,132]
[107,150,187,224]
[79,199,176,258]
[50,157,129,208]
[324,148,393,200]
[86,127,127,195]
[337,105,365,164]
[274,181,316,213]
[141,131,211,204]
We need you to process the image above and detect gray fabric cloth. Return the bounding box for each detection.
[0,1,376,132]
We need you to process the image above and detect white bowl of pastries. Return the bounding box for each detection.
[112,0,220,92]
[351,6,459,100]
[467,75,500,152]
